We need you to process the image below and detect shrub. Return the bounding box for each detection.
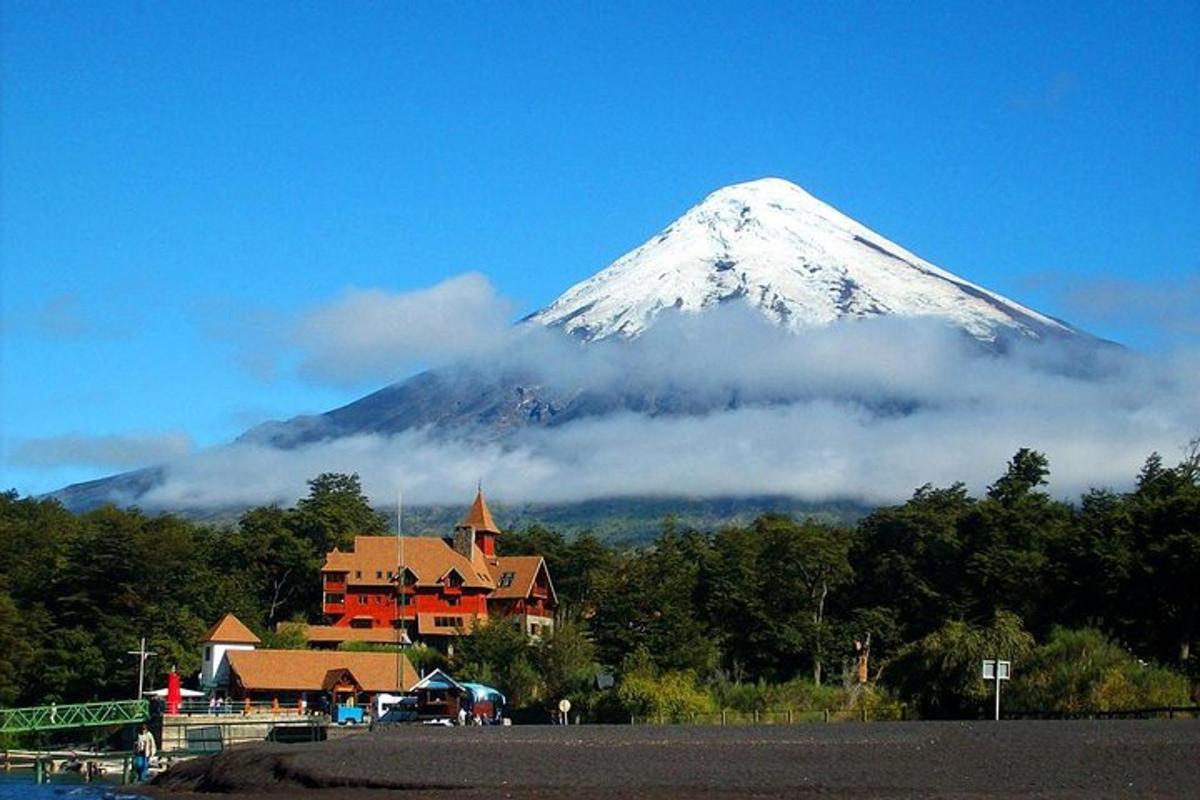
[1008,627,1190,713]
[882,611,1034,719]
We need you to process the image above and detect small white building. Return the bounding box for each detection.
[199,613,261,689]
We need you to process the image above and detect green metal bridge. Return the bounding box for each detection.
[0,699,148,734]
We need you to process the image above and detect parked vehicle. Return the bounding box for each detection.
[332,704,364,725]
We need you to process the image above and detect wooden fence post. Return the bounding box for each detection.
[823,709,830,723]
[721,709,726,725]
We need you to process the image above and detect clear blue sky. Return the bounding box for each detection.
[2,1,1198,495]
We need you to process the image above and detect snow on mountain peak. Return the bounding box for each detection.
[530,177,1076,343]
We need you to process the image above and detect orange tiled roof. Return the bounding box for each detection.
[225,648,419,693]
[323,536,494,589]
[200,613,262,645]
[461,489,500,534]
[278,623,412,645]
[487,555,556,602]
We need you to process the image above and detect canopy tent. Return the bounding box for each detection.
[460,682,506,707]
[144,687,205,697]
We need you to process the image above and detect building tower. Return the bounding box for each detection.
[453,487,501,559]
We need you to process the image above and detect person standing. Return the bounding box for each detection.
[133,723,157,782]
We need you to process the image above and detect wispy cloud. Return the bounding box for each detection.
[216,273,517,388]
[1022,272,1200,342]
[1011,70,1078,110]
[12,432,194,469]
[1,293,125,341]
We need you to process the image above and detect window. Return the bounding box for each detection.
[530,623,541,636]
[358,594,367,604]
[204,646,211,662]
[434,616,462,628]
[376,570,383,579]
[498,571,515,588]
[446,596,460,607]
[355,570,362,578]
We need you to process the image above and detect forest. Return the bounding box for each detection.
[1,444,1196,721]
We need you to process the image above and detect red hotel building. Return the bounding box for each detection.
[312,490,556,644]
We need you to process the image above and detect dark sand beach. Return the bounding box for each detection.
[139,720,1200,799]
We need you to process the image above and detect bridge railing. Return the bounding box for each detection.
[0,699,149,734]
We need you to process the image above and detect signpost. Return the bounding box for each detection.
[982,659,1011,721]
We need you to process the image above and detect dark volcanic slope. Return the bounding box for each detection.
[149,721,1200,799]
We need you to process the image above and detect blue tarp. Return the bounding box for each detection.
[460,682,506,706]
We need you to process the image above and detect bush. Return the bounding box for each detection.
[882,611,1035,719]
[1008,628,1191,713]
[615,648,714,719]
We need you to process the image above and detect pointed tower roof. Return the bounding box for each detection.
[200,613,262,645]
[461,488,500,534]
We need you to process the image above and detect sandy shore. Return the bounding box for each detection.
[137,720,1200,799]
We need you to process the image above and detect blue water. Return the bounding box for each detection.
[0,773,143,799]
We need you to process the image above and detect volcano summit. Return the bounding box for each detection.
[531,178,1081,343]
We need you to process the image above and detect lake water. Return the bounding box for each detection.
[0,772,144,799]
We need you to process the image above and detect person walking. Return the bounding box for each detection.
[133,723,157,782]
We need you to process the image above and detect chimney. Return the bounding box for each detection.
[452,524,476,559]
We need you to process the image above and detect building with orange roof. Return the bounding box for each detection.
[317,489,557,644]
[200,612,263,689]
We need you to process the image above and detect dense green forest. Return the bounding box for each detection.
[1,446,1196,720]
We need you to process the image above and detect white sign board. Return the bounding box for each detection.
[558,698,572,714]
[982,659,1011,680]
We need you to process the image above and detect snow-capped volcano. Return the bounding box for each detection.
[531,177,1077,343]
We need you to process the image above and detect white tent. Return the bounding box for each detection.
[144,687,205,698]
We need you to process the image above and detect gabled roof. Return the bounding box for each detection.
[411,668,464,693]
[487,555,557,603]
[225,649,419,693]
[460,489,500,534]
[323,536,494,589]
[200,613,262,645]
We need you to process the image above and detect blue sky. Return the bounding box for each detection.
[2,1,1198,496]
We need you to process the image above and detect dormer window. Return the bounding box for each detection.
[498,571,515,588]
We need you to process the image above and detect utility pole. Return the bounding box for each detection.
[126,637,158,699]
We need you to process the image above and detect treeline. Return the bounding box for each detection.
[0,473,387,706]
[486,445,1200,717]
[1,446,1196,720]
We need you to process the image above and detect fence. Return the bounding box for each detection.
[160,716,326,756]
[1005,706,1200,721]
[172,699,317,717]
[630,705,908,725]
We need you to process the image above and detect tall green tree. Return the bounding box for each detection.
[292,473,388,554]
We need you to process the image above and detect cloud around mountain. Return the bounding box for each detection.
[138,305,1200,510]
[290,272,515,386]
